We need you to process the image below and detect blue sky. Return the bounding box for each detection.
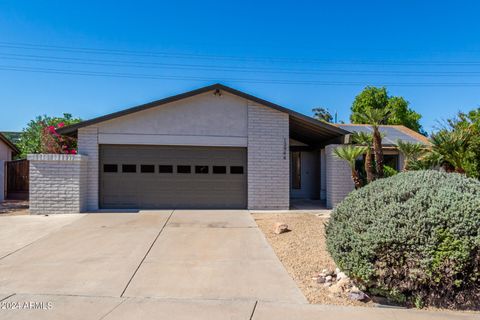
[1,1,479,133]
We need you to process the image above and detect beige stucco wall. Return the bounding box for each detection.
[96,92,248,147]
[0,139,13,162]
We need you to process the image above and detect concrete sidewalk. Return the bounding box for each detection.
[0,294,476,320]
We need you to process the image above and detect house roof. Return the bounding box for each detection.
[334,124,431,146]
[57,83,348,144]
[0,132,20,155]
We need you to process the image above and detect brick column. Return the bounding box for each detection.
[325,144,354,208]
[28,154,88,214]
[78,127,99,210]
[247,104,289,210]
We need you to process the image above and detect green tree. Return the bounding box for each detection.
[352,132,375,183]
[17,113,82,158]
[312,107,333,122]
[350,86,425,134]
[333,145,368,189]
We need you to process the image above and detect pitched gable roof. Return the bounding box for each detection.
[57,83,348,141]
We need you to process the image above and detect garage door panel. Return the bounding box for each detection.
[100,145,247,209]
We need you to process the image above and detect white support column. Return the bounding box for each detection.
[78,127,99,210]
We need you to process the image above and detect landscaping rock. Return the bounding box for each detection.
[336,271,348,281]
[316,277,325,284]
[273,222,289,234]
[348,290,368,302]
[325,275,333,282]
[328,278,351,297]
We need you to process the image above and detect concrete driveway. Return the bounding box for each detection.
[0,211,477,319]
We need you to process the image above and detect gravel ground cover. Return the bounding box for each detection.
[0,200,29,215]
[252,212,369,306]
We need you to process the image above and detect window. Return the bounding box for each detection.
[230,166,244,174]
[212,166,227,174]
[384,154,399,171]
[292,151,301,189]
[122,164,137,173]
[177,165,191,173]
[159,165,173,173]
[140,164,155,173]
[195,165,209,174]
[103,164,118,173]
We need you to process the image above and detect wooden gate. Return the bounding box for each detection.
[6,159,29,200]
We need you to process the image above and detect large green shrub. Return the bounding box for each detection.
[326,170,480,309]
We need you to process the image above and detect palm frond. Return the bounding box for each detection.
[333,145,368,169]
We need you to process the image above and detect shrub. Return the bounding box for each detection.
[326,170,480,309]
[383,165,398,177]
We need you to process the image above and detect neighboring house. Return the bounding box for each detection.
[0,132,20,202]
[334,124,430,171]
[27,84,428,214]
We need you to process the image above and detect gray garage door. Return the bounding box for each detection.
[99,145,247,209]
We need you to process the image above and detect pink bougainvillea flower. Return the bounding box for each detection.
[69,149,77,154]
[47,126,56,134]
[57,122,65,128]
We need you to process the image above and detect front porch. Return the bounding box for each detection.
[288,115,353,209]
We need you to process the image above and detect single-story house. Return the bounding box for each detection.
[0,132,20,201]
[27,84,429,214]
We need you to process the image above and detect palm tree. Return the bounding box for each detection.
[352,132,375,183]
[427,128,472,173]
[396,140,425,171]
[333,145,368,189]
[354,109,389,178]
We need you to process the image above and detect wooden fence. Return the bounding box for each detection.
[6,159,29,200]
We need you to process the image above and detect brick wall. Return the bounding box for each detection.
[78,127,99,210]
[325,144,354,208]
[247,103,289,210]
[28,154,88,214]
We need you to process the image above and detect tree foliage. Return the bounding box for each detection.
[396,140,426,171]
[352,132,374,183]
[446,108,480,178]
[17,113,82,158]
[350,86,425,134]
[353,108,390,178]
[312,107,333,122]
